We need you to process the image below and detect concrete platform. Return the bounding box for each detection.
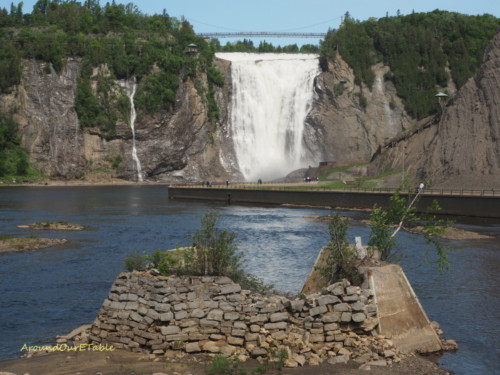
[168,186,500,218]
[366,264,442,353]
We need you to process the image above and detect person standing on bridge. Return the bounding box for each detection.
[418,182,425,192]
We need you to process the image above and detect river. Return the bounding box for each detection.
[0,185,498,374]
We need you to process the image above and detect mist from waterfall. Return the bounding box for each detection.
[216,53,320,182]
[121,78,143,182]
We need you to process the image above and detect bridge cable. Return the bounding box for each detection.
[186,14,343,34]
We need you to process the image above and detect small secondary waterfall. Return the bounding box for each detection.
[217,53,320,181]
[121,78,143,182]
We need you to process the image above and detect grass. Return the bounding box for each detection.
[318,162,369,181]
[253,180,377,191]
[0,169,46,185]
[35,221,69,226]
[244,165,400,192]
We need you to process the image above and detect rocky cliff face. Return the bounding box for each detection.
[304,56,411,163]
[1,52,413,183]
[1,58,230,182]
[3,59,86,178]
[369,30,500,189]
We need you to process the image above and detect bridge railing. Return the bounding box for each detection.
[198,32,327,38]
[169,182,500,197]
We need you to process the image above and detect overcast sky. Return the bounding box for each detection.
[13,0,500,47]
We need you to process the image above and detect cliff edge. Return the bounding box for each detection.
[369,30,500,189]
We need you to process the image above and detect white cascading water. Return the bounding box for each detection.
[121,78,143,182]
[216,53,320,182]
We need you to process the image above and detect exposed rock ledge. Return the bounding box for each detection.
[0,237,67,253]
[17,222,85,231]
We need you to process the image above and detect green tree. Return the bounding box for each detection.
[0,109,31,177]
[320,10,500,119]
[320,213,361,285]
[322,186,451,286]
[0,41,22,93]
[368,186,450,271]
[185,210,241,277]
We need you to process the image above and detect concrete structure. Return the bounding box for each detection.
[365,264,442,353]
[168,186,500,218]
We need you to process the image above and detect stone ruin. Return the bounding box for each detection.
[86,271,404,367]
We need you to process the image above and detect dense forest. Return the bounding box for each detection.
[214,38,319,54]
[320,10,500,119]
[0,0,228,178]
[0,110,30,178]
[1,0,225,133]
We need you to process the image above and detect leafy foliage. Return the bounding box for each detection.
[320,213,362,285]
[124,252,146,272]
[0,39,22,93]
[206,355,247,375]
[368,185,451,271]
[125,211,272,293]
[320,10,500,119]
[184,210,241,277]
[1,0,225,140]
[321,186,451,286]
[205,347,286,375]
[218,39,319,54]
[0,110,30,177]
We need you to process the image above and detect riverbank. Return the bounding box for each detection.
[0,349,451,375]
[0,177,162,187]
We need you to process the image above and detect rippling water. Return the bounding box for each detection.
[0,185,498,374]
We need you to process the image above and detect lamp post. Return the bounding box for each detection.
[435,92,448,130]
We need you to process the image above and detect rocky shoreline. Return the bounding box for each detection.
[0,347,451,375]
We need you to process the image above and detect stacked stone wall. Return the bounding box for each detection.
[89,272,397,366]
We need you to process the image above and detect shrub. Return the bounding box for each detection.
[184,210,241,277]
[184,211,273,292]
[0,109,32,177]
[206,355,247,375]
[123,211,272,293]
[368,185,451,271]
[124,252,145,272]
[333,82,346,96]
[320,213,362,285]
[157,253,180,276]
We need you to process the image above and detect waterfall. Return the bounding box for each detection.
[121,78,143,182]
[375,74,397,134]
[216,53,320,182]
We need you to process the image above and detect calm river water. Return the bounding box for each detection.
[0,185,498,374]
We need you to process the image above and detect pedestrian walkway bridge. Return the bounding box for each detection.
[198,32,326,38]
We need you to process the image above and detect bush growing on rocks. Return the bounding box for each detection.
[125,210,272,293]
[124,252,146,272]
[183,210,272,293]
[184,210,241,277]
[368,185,451,271]
[320,213,362,285]
[319,185,452,288]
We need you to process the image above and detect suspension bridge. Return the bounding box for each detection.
[197,32,327,38]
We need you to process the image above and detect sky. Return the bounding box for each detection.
[12,0,500,47]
